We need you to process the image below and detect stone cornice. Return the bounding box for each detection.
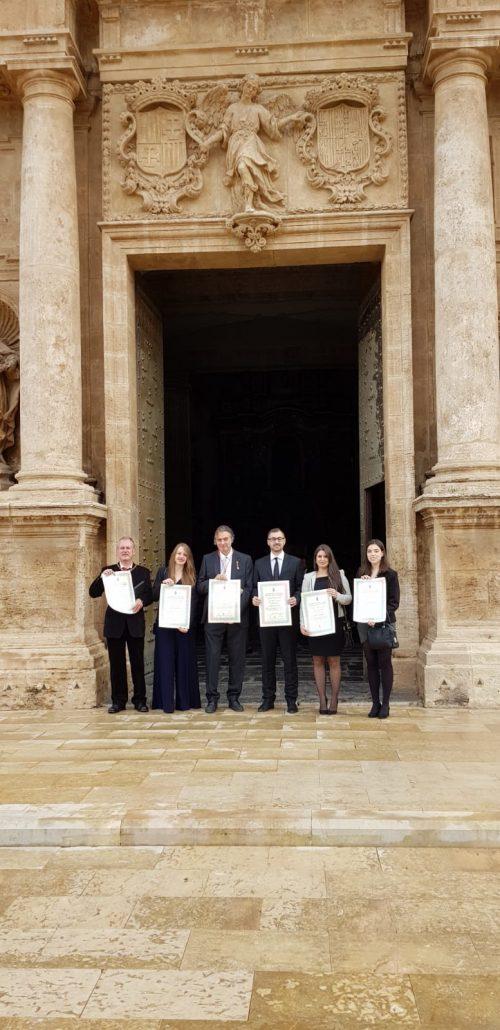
[93,36,413,82]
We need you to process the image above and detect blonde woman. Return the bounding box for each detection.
[152,543,200,714]
[301,545,352,714]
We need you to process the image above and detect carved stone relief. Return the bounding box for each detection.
[0,296,19,489]
[105,72,407,238]
[117,78,209,214]
[297,74,392,206]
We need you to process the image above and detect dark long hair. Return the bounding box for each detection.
[313,544,342,592]
[167,542,196,586]
[358,539,390,578]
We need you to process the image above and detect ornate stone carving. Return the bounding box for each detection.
[226,210,281,251]
[189,74,306,246]
[0,297,20,489]
[117,78,209,214]
[296,75,392,207]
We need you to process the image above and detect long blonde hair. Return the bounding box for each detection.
[167,542,196,586]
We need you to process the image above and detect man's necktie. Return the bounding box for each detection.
[273,558,280,580]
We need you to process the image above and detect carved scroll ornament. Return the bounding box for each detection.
[296,74,392,207]
[117,78,210,214]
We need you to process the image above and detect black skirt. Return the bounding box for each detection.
[307,576,345,657]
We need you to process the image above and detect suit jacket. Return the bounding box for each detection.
[152,566,198,631]
[197,549,253,624]
[89,563,153,639]
[253,554,304,611]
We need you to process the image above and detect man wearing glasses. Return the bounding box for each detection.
[252,528,304,713]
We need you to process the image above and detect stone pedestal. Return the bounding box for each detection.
[0,65,108,708]
[416,48,500,707]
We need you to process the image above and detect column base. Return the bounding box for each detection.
[415,487,500,708]
[417,637,500,708]
[0,499,109,710]
[0,641,109,710]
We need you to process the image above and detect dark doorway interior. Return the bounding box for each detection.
[140,261,381,584]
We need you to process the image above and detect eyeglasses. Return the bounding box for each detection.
[268,536,284,542]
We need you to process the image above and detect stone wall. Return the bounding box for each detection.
[358,281,384,543]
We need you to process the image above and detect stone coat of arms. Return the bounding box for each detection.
[296,74,392,206]
[117,78,209,214]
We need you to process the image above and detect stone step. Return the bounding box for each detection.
[1,803,499,848]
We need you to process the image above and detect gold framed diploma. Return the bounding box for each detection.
[159,583,191,630]
[353,577,387,623]
[257,580,292,628]
[301,590,336,636]
[102,570,136,614]
[208,578,241,624]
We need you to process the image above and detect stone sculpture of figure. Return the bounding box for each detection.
[199,75,303,213]
[0,303,20,483]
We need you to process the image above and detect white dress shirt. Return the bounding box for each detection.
[270,551,285,576]
[219,549,233,578]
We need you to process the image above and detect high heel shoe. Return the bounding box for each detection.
[378,702,390,719]
[319,707,330,715]
[368,701,381,718]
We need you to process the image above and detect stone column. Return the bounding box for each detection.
[415,47,500,708]
[15,69,91,496]
[430,49,500,482]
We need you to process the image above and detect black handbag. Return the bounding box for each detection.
[367,622,399,650]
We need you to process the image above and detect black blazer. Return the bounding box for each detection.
[252,553,304,607]
[197,549,253,624]
[152,566,198,630]
[378,568,400,624]
[89,563,153,639]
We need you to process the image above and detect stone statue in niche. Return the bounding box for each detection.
[0,299,20,489]
[188,75,308,250]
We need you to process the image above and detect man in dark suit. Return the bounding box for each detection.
[89,536,153,714]
[197,525,253,714]
[252,528,304,713]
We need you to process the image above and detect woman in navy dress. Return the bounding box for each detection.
[152,543,201,714]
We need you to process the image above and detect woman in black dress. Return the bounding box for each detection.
[300,545,352,714]
[152,543,201,714]
[356,539,400,719]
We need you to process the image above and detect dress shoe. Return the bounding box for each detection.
[378,702,390,719]
[368,702,381,718]
[108,704,125,714]
[286,702,299,714]
[134,703,149,713]
[205,699,218,714]
[228,699,244,712]
[258,701,275,712]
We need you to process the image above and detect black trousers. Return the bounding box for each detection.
[204,622,247,701]
[363,642,393,704]
[260,626,298,702]
[106,627,146,708]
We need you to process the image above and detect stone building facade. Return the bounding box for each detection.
[0,0,498,708]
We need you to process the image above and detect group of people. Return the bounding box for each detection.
[89,526,400,720]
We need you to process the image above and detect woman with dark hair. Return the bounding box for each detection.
[300,545,352,714]
[356,539,400,719]
[152,543,201,714]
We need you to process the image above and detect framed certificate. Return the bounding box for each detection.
[208,578,241,624]
[159,583,191,630]
[353,577,387,623]
[258,580,292,628]
[301,590,336,637]
[102,570,136,614]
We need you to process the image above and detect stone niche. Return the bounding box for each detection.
[111,0,393,50]
[103,71,408,225]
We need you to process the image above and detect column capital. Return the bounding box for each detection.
[5,57,86,105]
[427,47,492,89]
